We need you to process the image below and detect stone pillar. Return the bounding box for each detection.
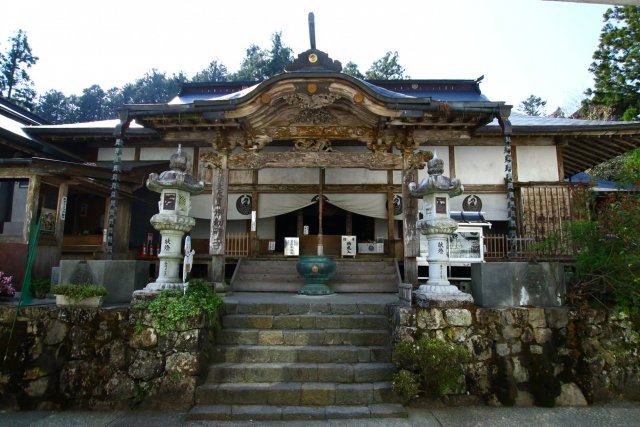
[402,159,419,285]
[498,107,517,257]
[409,155,473,306]
[209,160,228,283]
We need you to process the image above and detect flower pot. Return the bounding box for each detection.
[296,256,336,295]
[55,295,104,307]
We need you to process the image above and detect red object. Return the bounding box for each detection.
[149,244,155,256]
[142,242,148,256]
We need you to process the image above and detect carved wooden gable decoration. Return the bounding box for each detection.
[125,70,504,171]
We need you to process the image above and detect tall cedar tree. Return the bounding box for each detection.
[586,6,640,121]
[518,94,547,116]
[0,30,38,109]
[365,51,408,80]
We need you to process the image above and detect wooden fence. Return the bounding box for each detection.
[225,233,250,257]
[484,234,574,260]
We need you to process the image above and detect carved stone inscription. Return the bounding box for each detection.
[209,168,228,255]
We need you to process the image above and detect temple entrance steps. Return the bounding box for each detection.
[187,294,407,421]
[230,258,400,293]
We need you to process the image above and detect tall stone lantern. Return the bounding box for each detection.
[143,145,204,291]
[409,155,473,306]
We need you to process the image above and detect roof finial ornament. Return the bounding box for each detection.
[308,12,316,50]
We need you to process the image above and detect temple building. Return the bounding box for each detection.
[1,43,639,292]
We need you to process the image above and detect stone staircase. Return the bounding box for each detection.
[231,258,400,293]
[187,297,406,421]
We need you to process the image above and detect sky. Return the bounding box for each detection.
[1,0,612,115]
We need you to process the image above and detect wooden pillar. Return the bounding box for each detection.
[556,142,565,180]
[387,171,395,257]
[346,211,353,236]
[250,189,259,256]
[54,183,69,261]
[297,209,304,236]
[24,175,41,244]
[402,157,419,285]
[209,155,229,283]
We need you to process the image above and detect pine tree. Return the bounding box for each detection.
[0,29,39,108]
[586,6,640,121]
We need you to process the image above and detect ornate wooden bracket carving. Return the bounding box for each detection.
[227,151,403,170]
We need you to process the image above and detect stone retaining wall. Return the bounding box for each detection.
[389,304,640,406]
[0,305,216,410]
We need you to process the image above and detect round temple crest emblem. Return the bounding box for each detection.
[462,195,482,212]
[392,195,403,216]
[236,194,253,215]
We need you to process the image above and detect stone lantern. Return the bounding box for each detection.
[142,145,204,292]
[409,155,473,306]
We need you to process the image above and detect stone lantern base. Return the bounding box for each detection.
[414,284,474,308]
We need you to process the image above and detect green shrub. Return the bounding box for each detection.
[559,193,639,325]
[135,279,223,336]
[32,277,51,298]
[392,337,470,400]
[51,283,108,303]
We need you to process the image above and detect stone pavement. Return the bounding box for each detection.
[2,402,640,427]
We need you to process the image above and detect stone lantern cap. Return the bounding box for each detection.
[408,155,463,198]
[146,145,204,195]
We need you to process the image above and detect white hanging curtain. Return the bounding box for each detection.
[258,194,316,218]
[190,193,408,220]
[325,193,405,220]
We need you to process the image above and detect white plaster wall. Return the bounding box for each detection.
[455,146,504,185]
[258,216,276,239]
[325,168,386,185]
[140,147,194,164]
[259,168,319,184]
[448,193,508,221]
[98,147,136,162]
[516,146,559,182]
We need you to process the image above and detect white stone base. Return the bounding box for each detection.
[414,283,474,308]
[143,281,185,292]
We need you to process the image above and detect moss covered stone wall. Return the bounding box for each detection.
[0,305,216,410]
[390,305,640,406]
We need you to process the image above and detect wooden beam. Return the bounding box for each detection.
[228,151,403,170]
[226,183,401,193]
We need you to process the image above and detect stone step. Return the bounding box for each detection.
[224,302,389,315]
[235,272,398,282]
[222,313,390,330]
[231,281,398,293]
[212,344,392,363]
[196,381,400,406]
[216,328,392,346]
[206,362,395,383]
[231,259,400,293]
[187,403,407,421]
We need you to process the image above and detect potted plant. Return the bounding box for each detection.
[51,283,108,307]
[0,271,16,302]
[32,277,51,299]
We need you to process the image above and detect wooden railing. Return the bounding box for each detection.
[484,234,574,260]
[225,233,250,257]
